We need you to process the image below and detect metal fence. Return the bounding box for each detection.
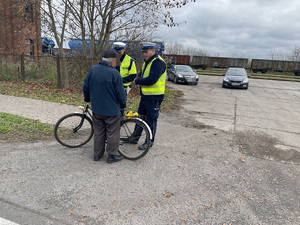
[0,52,146,90]
[0,53,100,89]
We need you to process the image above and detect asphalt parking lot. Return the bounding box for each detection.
[167,75,300,164]
[0,76,299,225]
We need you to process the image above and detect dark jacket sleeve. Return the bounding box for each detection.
[134,59,166,86]
[122,59,137,83]
[83,69,91,102]
[122,73,136,83]
[114,71,127,108]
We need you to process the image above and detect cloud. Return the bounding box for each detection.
[158,0,300,58]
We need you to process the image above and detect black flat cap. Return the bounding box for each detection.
[102,49,117,58]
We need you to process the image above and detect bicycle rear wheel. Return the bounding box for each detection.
[54,113,93,148]
[119,117,151,160]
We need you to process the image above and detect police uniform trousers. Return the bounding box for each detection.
[92,112,120,157]
[137,98,162,144]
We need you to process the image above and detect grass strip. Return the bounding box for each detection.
[0,112,54,142]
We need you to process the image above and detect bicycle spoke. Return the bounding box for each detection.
[119,118,151,160]
[54,114,93,148]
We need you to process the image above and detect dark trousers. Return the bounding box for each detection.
[92,113,121,157]
[136,98,162,144]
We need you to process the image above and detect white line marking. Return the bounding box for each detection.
[0,217,20,225]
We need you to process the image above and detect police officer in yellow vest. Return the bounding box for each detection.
[112,42,137,94]
[133,42,167,150]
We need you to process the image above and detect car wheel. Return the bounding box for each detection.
[174,76,178,84]
[167,75,170,81]
[245,86,248,90]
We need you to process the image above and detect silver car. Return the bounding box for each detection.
[222,67,250,90]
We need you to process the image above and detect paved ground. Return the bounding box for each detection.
[167,76,300,164]
[1,95,79,125]
[0,76,299,225]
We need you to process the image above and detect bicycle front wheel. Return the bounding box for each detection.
[119,117,151,160]
[54,113,93,148]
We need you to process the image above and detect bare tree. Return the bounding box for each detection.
[165,41,184,55]
[288,46,300,61]
[165,41,208,56]
[42,0,196,57]
[41,0,196,88]
[184,47,208,56]
[42,0,71,88]
[231,51,246,58]
[267,48,287,60]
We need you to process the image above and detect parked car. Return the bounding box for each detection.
[222,67,250,89]
[167,65,199,85]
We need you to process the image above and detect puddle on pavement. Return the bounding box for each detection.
[234,130,300,164]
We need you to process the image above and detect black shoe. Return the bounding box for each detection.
[94,156,101,161]
[138,142,153,150]
[107,154,123,164]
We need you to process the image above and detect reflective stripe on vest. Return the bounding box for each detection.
[120,55,136,86]
[141,55,167,95]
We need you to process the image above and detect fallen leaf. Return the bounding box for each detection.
[68,211,76,216]
[239,157,246,162]
[163,191,174,198]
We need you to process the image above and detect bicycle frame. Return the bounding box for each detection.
[69,105,92,133]
[75,104,152,140]
[78,105,93,117]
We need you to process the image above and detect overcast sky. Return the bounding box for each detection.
[157,0,300,59]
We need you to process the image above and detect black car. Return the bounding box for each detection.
[167,65,199,85]
[222,67,250,89]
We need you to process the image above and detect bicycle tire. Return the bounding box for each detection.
[119,117,152,160]
[54,113,94,148]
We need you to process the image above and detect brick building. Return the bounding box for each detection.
[0,0,41,57]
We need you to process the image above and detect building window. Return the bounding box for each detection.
[30,39,34,57]
[24,2,33,22]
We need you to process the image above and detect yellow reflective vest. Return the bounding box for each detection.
[141,55,167,95]
[120,54,136,86]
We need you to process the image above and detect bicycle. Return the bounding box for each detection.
[54,104,152,160]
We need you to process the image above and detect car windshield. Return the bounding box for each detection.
[176,66,194,73]
[227,68,247,76]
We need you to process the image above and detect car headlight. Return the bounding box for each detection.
[196,75,199,79]
[224,77,229,82]
[178,74,183,78]
[242,78,249,83]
